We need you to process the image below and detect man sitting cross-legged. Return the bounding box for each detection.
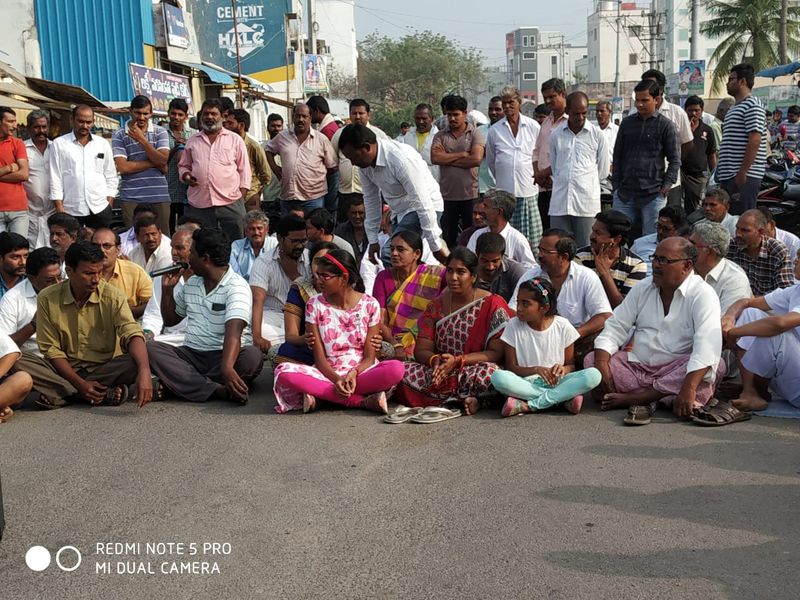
[146,228,264,403]
[587,237,724,425]
[721,256,800,412]
[0,334,33,423]
[16,241,153,408]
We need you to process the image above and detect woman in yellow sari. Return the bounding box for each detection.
[371,231,445,360]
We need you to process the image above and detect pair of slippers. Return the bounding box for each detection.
[623,399,752,426]
[383,406,462,424]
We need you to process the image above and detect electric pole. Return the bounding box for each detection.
[614,0,621,97]
[690,0,700,59]
[307,0,317,56]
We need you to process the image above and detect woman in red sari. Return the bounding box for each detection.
[396,248,512,414]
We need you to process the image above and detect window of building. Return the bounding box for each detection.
[593,29,597,41]
[523,52,536,60]
[629,53,638,65]
[523,72,537,81]
[679,28,689,42]
[678,49,689,58]
[522,35,529,47]
[551,56,557,66]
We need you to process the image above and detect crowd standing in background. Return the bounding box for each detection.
[1,60,798,427]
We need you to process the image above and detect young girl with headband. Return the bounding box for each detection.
[491,278,601,417]
[272,248,405,413]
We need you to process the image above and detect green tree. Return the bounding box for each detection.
[352,31,485,134]
[702,0,800,94]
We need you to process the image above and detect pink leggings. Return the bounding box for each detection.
[278,361,405,407]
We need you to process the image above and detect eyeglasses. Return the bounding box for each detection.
[287,238,308,246]
[96,243,117,250]
[536,247,560,255]
[312,272,340,282]
[650,254,688,265]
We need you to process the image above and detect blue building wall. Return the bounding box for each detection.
[35,0,155,102]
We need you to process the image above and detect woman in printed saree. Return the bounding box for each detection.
[396,248,512,414]
[372,230,446,360]
[273,242,337,366]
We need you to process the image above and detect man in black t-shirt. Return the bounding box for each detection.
[682,95,718,213]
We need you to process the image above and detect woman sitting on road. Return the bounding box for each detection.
[272,241,337,366]
[395,248,511,416]
[272,249,405,414]
[0,334,33,423]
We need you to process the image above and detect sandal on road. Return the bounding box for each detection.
[383,406,423,424]
[34,394,67,410]
[623,402,656,426]
[692,402,751,427]
[101,385,129,407]
[410,406,462,424]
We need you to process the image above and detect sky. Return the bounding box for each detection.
[349,0,595,67]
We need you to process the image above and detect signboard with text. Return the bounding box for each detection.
[164,3,189,49]
[129,64,194,115]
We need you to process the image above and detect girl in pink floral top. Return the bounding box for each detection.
[273,249,405,413]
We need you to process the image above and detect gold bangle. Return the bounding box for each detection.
[428,354,439,367]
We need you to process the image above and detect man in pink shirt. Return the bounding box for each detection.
[265,103,338,217]
[178,98,251,241]
[532,78,567,230]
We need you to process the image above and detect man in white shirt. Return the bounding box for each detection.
[23,110,53,248]
[401,103,439,181]
[119,203,171,257]
[142,229,193,346]
[510,229,612,359]
[631,205,690,276]
[549,92,609,248]
[127,215,172,274]
[49,105,118,229]
[485,86,543,248]
[588,237,723,424]
[690,222,752,313]
[596,100,617,175]
[696,188,738,237]
[760,207,800,264]
[338,124,447,267]
[467,189,536,267]
[0,247,62,355]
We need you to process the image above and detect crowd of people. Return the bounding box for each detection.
[0,61,798,427]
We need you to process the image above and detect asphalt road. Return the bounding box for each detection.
[0,369,798,600]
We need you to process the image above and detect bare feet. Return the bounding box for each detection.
[565,395,583,415]
[463,396,480,416]
[362,392,388,414]
[303,393,317,413]
[601,389,663,411]
[0,406,14,423]
[501,397,530,418]
[732,393,768,412]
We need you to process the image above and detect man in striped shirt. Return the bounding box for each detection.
[716,64,767,215]
[112,96,171,234]
[146,228,263,403]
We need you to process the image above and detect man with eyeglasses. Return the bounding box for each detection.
[587,237,724,425]
[249,214,309,351]
[631,206,690,276]
[91,228,152,319]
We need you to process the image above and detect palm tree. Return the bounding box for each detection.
[702,0,800,94]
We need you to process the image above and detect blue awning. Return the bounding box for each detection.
[169,60,235,85]
[757,61,800,79]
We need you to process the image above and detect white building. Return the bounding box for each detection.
[653,0,717,76]
[586,1,650,84]
[315,0,357,79]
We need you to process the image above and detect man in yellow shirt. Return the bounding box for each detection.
[16,241,152,408]
[91,228,152,319]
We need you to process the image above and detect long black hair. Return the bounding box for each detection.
[313,248,365,292]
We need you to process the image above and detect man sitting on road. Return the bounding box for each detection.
[689,222,752,313]
[47,212,79,276]
[696,188,738,238]
[727,208,794,296]
[119,203,170,256]
[587,237,723,425]
[467,189,537,267]
[722,262,800,412]
[128,215,172,273]
[305,207,356,258]
[16,241,153,408]
[147,228,263,403]
[0,247,62,355]
[230,210,277,282]
[91,228,152,319]
[758,207,800,268]
[142,229,194,346]
[474,232,528,303]
[0,232,29,299]
[631,206,690,276]
[334,196,369,267]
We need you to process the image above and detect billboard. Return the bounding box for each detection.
[185,0,293,84]
[164,3,189,49]
[129,64,194,115]
[678,60,705,97]
[303,54,328,94]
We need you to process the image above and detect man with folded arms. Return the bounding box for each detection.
[588,237,723,424]
[17,241,152,408]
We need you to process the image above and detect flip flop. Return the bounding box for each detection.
[623,402,656,426]
[409,406,462,424]
[691,402,752,427]
[34,394,68,410]
[383,406,423,424]
[102,385,129,407]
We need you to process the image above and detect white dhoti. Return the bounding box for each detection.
[737,307,800,407]
[261,309,285,346]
